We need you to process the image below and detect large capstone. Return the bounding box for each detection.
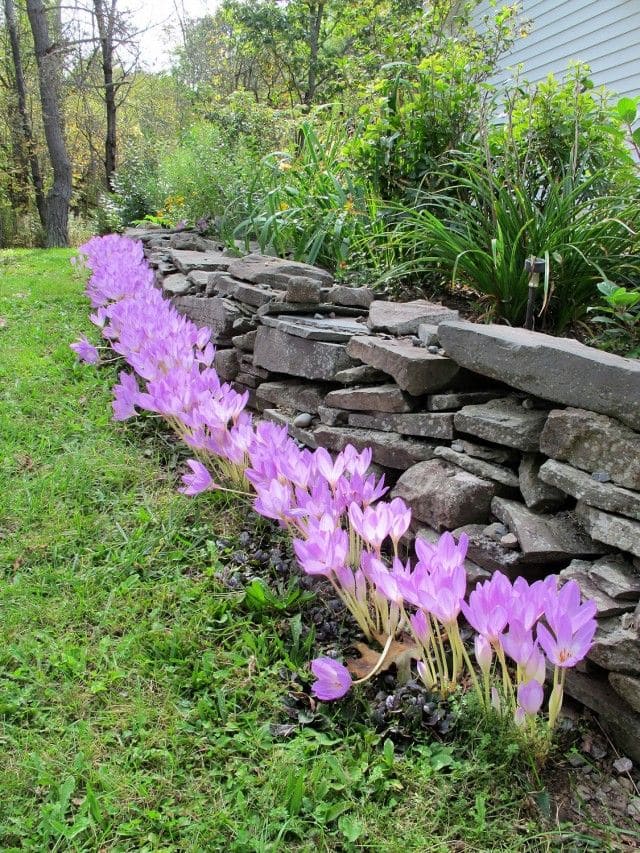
[438,321,640,430]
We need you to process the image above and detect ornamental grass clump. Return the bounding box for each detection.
[72,235,597,743]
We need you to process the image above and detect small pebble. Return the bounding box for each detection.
[427,345,439,354]
[591,470,611,483]
[451,440,465,453]
[613,756,633,774]
[314,313,323,319]
[568,753,588,768]
[293,412,313,428]
[521,398,535,410]
[500,533,519,548]
[411,336,422,347]
[590,745,607,760]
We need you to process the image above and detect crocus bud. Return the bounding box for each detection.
[474,635,493,675]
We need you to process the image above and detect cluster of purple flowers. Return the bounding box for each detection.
[72,235,597,734]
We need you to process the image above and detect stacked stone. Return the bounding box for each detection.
[132,227,640,758]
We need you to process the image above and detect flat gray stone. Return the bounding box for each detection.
[233,281,275,308]
[392,460,495,530]
[368,300,459,335]
[329,285,376,308]
[186,270,212,292]
[417,323,440,346]
[559,562,635,618]
[575,503,640,559]
[434,446,519,489]
[563,670,640,763]
[231,331,257,352]
[253,325,354,381]
[170,249,231,274]
[519,454,567,512]
[427,390,501,412]
[333,364,387,385]
[227,253,333,288]
[255,380,328,414]
[257,301,365,318]
[539,459,640,521]
[438,320,640,430]
[286,277,322,303]
[588,554,640,600]
[205,272,238,297]
[453,524,555,577]
[540,408,640,491]
[347,336,459,396]
[169,232,221,252]
[213,348,240,382]
[324,385,412,413]
[348,411,455,440]
[317,406,349,426]
[492,497,608,561]
[162,273,191,296]
[450,439,519,466]
[610,673,640,714]
[587,617,640,675]
[173,296,241,343]
[260,314,369,343]
[263,408,318,449]
[314,426,436,469]
[454,397,547,451]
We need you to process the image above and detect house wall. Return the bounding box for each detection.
[473,0,640,99]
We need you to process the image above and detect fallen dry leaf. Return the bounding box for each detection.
[346,636,419,680]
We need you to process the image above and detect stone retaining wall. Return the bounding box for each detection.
[130,226,640,759]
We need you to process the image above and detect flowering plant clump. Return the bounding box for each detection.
[72,235,597,737]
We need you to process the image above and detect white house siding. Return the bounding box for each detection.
[473,0,640,99]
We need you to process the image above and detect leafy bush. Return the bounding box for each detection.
[109,153,162,227]
[588,281,640,358]
[235,122,382,270]
[380,157,640,331]
[343,4,520,199]
[488,65,638,200]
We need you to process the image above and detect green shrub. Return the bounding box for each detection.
[110,153,162,227]
[488,65,638,199]
[380,157,640,331]
[588,281,640,358]
[235,122,382,271]
[343,4,520,199]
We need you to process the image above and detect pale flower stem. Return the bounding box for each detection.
[353,633,395,685]
[496,646,516,712]
[456,630,484,708]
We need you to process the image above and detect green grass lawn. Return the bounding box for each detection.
[0,249,626,852]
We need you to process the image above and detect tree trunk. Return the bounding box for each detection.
[303,1,324,107]
[93,0,117,190]
[3,0,46,227]
[26,0,72,247]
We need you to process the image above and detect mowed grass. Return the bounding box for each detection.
[0,249,615,852]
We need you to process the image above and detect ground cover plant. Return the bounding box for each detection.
[3,248,639,850]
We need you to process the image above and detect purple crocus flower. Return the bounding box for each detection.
[516,678,544,721]
[179,459,214,496]
[461,572,511,644]
[537,615,597,668]
[310,657,352,701]
[112,371,140,420]
[70,336,99,364]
